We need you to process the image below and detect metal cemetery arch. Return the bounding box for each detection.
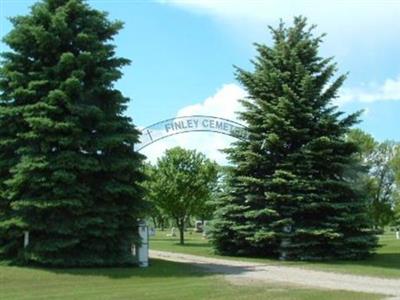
[135,115,247,151]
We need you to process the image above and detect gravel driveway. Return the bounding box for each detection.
[150,250,400,299]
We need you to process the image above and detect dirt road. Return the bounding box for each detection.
[150,250,400,299]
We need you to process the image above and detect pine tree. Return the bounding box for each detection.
[0,0,145,266]
[0,82,22,260]
[211,17,378,260]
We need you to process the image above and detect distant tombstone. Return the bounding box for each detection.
[167,227,176,237]
[396,229,400,240]
[195,220,203,232]
[202,221,208,238]
[149,227,156,236]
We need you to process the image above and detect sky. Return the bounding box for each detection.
[1,0,400,164]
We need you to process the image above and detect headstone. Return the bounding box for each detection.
[167,227,176,237]
[149,227,156,236]
[396,230,400,240]
[202,221,208,238]
[195,220,203,232]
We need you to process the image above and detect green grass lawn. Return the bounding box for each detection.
[150,230,400,278]
[0,230,396,299]
[0,259,381,300]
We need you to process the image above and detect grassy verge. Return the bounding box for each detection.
[0,259,381,300]
[150,230,400,278]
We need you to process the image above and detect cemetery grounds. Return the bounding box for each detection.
[0,230,399,300]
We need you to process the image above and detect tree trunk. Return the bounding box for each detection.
[176,218,185,245]
[160,218,165,231]
[179,225,184,245]
[152,216,158,229]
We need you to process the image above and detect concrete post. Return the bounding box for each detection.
[137,220,149,267]
[23,231,29,248]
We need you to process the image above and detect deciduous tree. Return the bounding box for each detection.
[348,130,400,228]
[146,147,218,244]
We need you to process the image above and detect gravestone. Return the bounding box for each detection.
[167,227,176,237]
[195,220,203,232]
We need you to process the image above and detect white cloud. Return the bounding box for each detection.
[162,1,400,31]
[140,84,247,165]
[176,83,246,120]
[337,76,400,106]
[161,1,400,107]
[161,1,400,61]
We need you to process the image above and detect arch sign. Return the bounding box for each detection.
[136,115,247,151]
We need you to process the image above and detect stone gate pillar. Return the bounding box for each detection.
[136,220,149,267]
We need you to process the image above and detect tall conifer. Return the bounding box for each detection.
[211,17,377,260]
[0,0,145,266]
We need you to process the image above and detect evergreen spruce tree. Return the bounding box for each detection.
[211,17,377,260]
[0,0,145,266]
[0,81,21,259]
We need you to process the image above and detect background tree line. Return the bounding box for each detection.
[348,129,400,230]
[142,128,400,246]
